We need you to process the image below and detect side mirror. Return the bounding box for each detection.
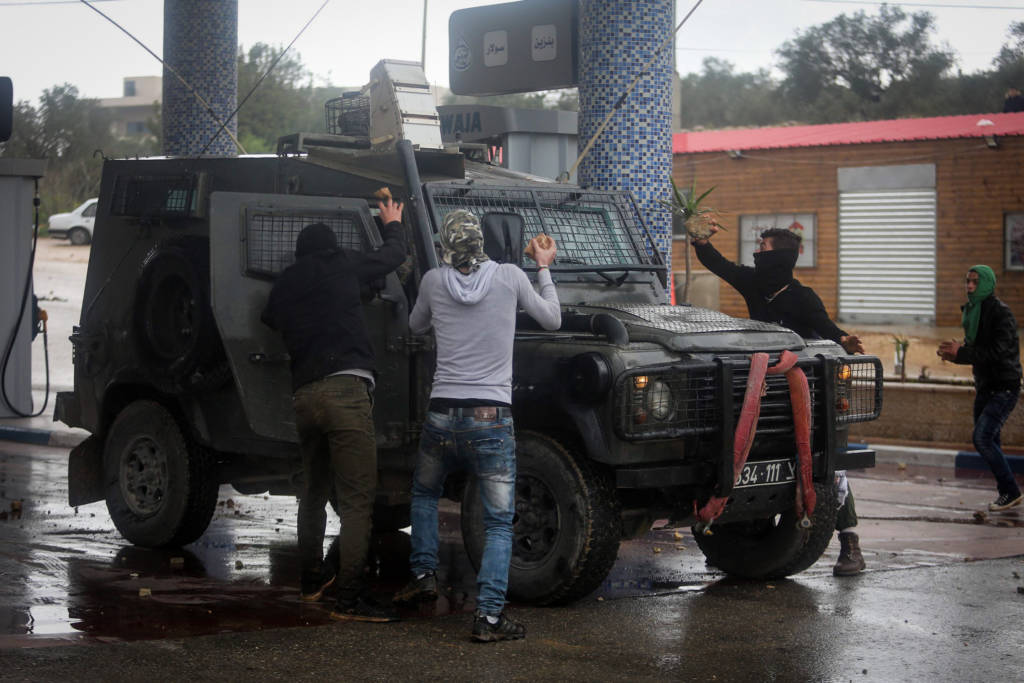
[0,77,12,142]
[481,212,525,266]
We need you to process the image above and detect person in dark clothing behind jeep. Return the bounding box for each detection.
[938,266,1023,512]
[692,225,869,576]
[261,198,406,622]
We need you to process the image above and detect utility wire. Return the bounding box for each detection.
[78,0,248,154]
[559,0,705,182]
[198,0,330,157]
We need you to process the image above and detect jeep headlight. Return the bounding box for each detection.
[645,379,674,421]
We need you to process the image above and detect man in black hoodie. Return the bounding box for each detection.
[262,198,406,621]
[693,225,868,576]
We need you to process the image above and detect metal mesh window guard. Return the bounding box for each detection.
[425,185,657,266]
[245,211,366,277]
[837,358,883,424]
[110,174,196,217]
[325,93,370,137]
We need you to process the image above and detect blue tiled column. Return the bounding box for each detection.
[578,0,674,274]
[162,0,238,156]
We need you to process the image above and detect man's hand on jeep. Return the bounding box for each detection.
[526,234,556,267]
[378,198,404,224]
[840,334,864,354]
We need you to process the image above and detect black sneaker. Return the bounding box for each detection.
[471,611,525,642]
[394,571,439,604]
[329,594,399,623]
[300,567,336,602]
[989,491,1023,512]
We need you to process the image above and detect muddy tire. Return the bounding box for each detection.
[103,400,219,547]
[133,238,228,393]
[461,431,621,605]
[69,227,91,246]
[693,481,839,579]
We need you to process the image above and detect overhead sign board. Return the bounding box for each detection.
[449,0,577,96]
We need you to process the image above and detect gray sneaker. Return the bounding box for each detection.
[989,492,1023,512]
[394,571,438,604]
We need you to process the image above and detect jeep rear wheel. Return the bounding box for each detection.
[461,431,621,605]
[103,400,219,547]
[693,481,839,579]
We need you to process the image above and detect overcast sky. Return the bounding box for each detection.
[1,0,1021,104]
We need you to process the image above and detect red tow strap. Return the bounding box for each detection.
[694,350,816,531]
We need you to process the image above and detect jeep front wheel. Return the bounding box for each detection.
[693,481,839,579]
[461,431,621,605]
[103,400,219,547]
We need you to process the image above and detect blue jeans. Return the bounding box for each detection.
[409,410,516,616]
[973,389,1021,497]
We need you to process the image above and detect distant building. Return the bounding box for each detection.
[673,112,1024,327]
[98,76,161,139]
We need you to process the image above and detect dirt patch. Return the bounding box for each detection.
[35,237,91,264]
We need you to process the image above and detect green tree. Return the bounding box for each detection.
[993,21,1024,94]
[0,84,146,219]
[236,42,338,152]
[776,4,955,121]
[677,58,783,128]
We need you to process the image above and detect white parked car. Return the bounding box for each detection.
[48,198,98,245]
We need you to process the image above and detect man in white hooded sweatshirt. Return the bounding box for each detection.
[396,210,560,642]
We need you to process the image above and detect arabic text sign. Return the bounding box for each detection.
[449,0,577,96]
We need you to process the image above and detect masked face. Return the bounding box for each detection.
[439,210,489,271]
[753,247,798,291]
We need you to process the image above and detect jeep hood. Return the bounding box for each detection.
[580,303,806,353]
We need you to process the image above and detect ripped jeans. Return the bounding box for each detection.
[409,410,516,616]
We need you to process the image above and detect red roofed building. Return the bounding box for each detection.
[672,112,1024,328]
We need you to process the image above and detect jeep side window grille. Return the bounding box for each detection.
[244,210,366,279]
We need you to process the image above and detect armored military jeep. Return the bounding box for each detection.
[57,61,882,605]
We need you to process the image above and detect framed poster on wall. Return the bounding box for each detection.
[739,213,816,268]
[1004,213,1024,271]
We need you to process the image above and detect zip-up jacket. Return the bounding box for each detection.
[261,221,406,392]
[954,295,1023,394]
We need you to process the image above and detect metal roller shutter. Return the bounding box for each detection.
[838,189,936,324]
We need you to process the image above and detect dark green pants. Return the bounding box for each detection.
[835,486,858,531]
[293,374,376,599]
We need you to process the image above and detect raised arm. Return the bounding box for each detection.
[355,199,407,283]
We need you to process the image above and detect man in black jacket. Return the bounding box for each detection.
[262,198,406,621]
[693,225,868,575]
[938,265,1023,512]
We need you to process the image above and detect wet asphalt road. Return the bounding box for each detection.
[0,441,1022,681]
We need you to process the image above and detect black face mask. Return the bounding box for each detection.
[753,249,798,293]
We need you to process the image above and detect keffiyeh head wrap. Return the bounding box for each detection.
[439,210,489,271]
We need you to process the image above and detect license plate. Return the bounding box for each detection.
[734,458,796,488]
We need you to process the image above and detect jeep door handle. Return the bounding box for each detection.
[249,352,290,364]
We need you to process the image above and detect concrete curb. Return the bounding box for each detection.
[0,424,87,449]
[853,441,1024,473]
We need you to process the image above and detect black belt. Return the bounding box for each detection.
[439,406,512,419]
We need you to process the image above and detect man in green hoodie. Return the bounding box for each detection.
[938,266,1023,512]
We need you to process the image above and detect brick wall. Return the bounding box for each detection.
[672,136,1024,327]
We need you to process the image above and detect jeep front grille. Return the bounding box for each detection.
[615,359,825,441]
